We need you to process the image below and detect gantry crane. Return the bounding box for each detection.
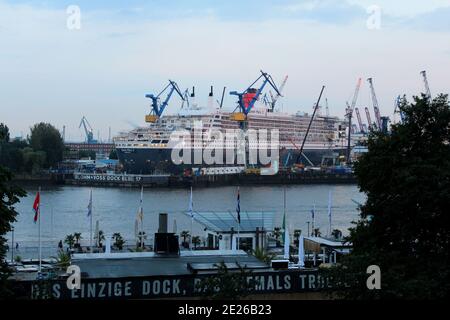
[79,116,97,144]
[145,80,185,123]
[367,78,382,129]
[229,70,281,128]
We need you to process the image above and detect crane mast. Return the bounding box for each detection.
[420,70,431,100]
[79,116,97,144]
[355,107,364,133]
[367,78,382,129]
[364,107,373,131]
[346,78,362,163]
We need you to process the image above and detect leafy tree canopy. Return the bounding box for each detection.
[0,166,26,297]
[331,94,450,299]
[29,122,64,168]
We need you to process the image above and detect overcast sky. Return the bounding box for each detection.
[1,0,449,141]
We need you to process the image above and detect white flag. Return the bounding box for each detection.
[298,235,305,267]
[284,227,290,259]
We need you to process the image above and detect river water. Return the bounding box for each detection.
[5,184,365,259]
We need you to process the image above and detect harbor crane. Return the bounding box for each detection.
[230,70,281,128]
[145,80,185,123]
[345,78,362,163]
[365,107,373,131]
[268,75,288,111]
[420,70,431,100]
[79,116,97,144]
[180,88,190,110]
[367,78,382,129]
[354,107,365,133]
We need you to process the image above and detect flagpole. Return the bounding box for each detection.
[38,186,41,273]
[89,188,93,250]
[140,185,144,249]
[189,186,193,250]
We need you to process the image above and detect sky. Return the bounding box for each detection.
[0,0,449,141]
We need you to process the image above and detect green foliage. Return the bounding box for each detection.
[52,251,71,270]
[192,236,201,249]
[79,150,96,160]
[64,234,75,249]
[29,122,64,168]
[0,124,10,142]
[252,247,276,264]
[112,232,125,250]
[330,94,450,299]
[0,165,26,298]
[180,230,190,243]
[109,149,118,160]
[73,232,82,244]
[272,227,281,240]
[195,262,258,300]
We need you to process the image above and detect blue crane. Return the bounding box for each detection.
[229,70,281,123]
[145,80,184,123]
[79,116,97,144]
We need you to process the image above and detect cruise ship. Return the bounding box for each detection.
[114,99,349,175]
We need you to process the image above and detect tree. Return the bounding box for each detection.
[64,234,75,249]
[95,230,106,248]
[0,123,10,143]
[0,166,26,297]
[331,229,342,240]
[52,251,71,270]
[192,236,201,249]
[112,233,125,250]
[330,94,450,299]
[195,262,258,300]
[180,230,190,244]
[109,149,118,160]
[29,122,64,168]
[73,233,82,249]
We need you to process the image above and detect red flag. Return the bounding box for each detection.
[33,191,40,223]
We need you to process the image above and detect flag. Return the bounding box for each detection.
[283,224,290,259]
[298,235,305,267]
[236,187,241,224]
[188,186,194,218]
[32,191,40,223]
[87,189,92,217]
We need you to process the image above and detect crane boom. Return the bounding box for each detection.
[346,78,362,163]
[230,70,281,121]
[145,80,185,122]
[364,107,373,131]
[270,75,288,110]
[367,78,382,129]
[79,116,97,144]
[355,107,364,133]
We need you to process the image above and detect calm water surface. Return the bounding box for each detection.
[6,184,365,258]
